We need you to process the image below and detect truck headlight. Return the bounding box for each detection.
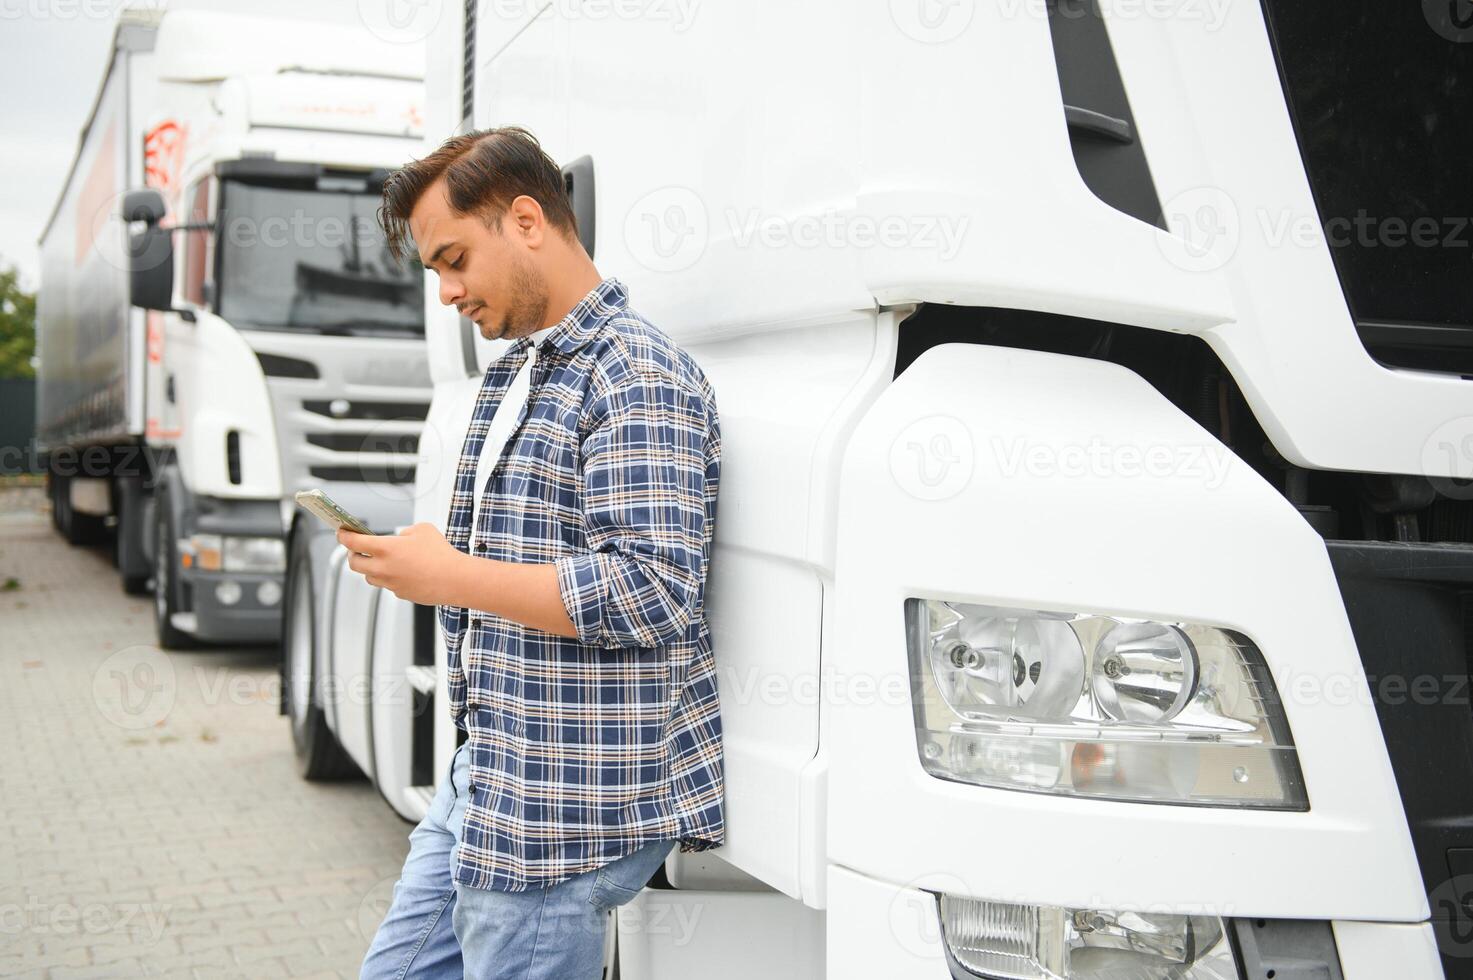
[187,533,223,571]
[222,536,286,574]
[906,598,1307,809]
[938,894,1238,979]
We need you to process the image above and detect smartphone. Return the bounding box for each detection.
[295,489,374,535]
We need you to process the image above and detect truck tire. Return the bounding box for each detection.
[48,475,62,531]
[284,529,360,781]
[117,478,151,595]
[152,488,191,650]
[57,475,105,547]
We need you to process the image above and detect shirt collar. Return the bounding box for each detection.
[512,277,628,358]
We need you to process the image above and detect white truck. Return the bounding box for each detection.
[34,3,431,650]
[288,0,1473,976]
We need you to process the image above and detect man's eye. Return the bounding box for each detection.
[449,254,465,270]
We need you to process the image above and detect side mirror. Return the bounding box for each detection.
[128,224,175,312]
[121,188,167,226]
[561,156,595,259]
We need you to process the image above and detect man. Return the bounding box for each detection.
[342,126,725,979]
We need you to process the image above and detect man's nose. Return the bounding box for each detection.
[440,277,465,308]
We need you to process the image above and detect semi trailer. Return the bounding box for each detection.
[287,0,1473,976]
[34,2,431,648]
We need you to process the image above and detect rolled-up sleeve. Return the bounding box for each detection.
[555,372,710,649]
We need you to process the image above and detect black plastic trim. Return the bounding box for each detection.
[1045,0,1165,230]
[1326,539,1473,971]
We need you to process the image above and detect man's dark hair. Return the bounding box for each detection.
[378,126,578,261]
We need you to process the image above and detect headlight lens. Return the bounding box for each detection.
[223,536,286,573]
[938,894,1238,979]
[188,533,223,571]
[907,598,1306,809]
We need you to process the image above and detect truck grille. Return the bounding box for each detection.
[241,333,432,495]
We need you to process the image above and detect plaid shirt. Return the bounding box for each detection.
[437,277,725,892]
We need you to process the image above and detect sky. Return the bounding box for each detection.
[0,0,382,291]
[0,4,119,289]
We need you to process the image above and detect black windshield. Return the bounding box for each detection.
[1260,0,1472,371]
[216,179,424,335]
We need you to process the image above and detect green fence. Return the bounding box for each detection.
[0,378,39,474]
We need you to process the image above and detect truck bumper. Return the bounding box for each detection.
[181,568,283,643]
[826,864,1445,979]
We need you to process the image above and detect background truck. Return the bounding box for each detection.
[287,0,1473,976]
[34,1,431,650]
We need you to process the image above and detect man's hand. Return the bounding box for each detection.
[339,522,466,606]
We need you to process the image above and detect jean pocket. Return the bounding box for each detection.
[585,840,676,912]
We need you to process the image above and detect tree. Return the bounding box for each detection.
[0,264,36,380]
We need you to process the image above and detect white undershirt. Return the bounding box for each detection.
[470,323,557,552]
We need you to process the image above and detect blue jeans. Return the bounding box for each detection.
[361,740,677,980]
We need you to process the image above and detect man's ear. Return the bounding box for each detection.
[508,194,546,246]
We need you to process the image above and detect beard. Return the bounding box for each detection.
[481,253,550,341]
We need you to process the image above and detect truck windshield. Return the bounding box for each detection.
[1260,0,1472,370]
[216,179,424,335]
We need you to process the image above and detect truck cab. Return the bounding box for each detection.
[293,0,1473,976]
[120,9,431,649]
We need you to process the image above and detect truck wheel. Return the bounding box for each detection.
[48,475,62,531]
[56,476,99,546]
[152,489,191,650]
[117,479,151,595]
[284,529,360,781]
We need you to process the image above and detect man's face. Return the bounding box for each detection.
[408,177,550,341]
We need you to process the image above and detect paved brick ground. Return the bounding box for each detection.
[0,485,411,978]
